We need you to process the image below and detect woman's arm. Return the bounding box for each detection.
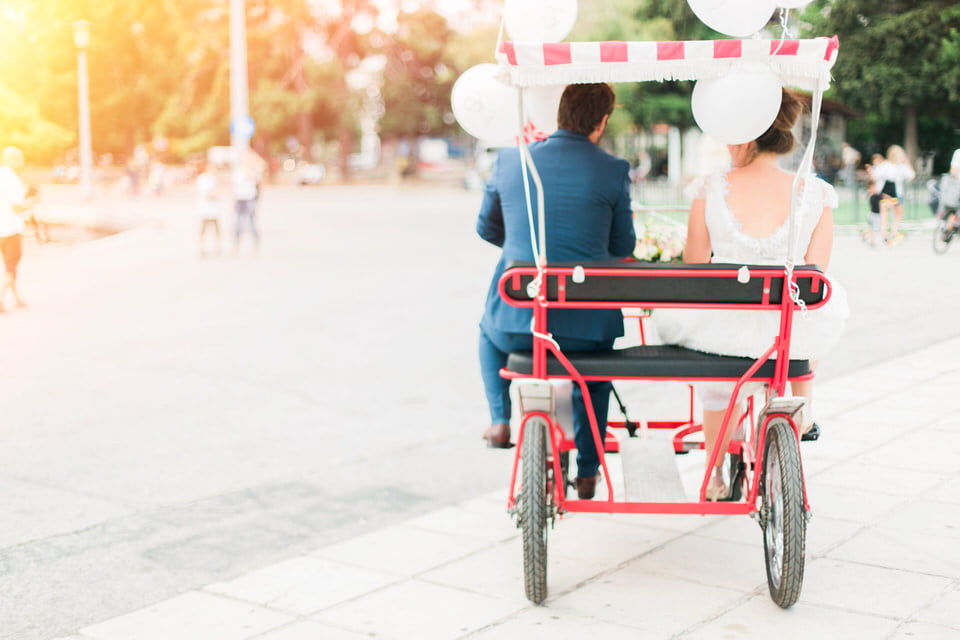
[804,206,834,270]
[683,198,711,263]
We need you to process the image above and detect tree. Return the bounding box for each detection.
[803,0,960,168]
[0,84,74,163]
[569,0,724,133]
[378,8,458,140]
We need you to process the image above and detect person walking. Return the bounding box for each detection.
[871,144,916,246]
[476,83,637,500]
[0,146,29,312]
[195,161,223,257]
[232,148,266,255]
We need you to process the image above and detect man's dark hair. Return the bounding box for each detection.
[556,83,616,136]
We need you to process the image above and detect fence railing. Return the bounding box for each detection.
[632,177,940,227]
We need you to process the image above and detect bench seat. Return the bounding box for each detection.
[505,345,810,380]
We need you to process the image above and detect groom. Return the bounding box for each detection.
[475,83,636,499]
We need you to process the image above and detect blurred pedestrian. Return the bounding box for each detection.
[232,148,266,255]
[871,145,915,246]
[840,141,860,186]
[195,161,223,257]
[0,146,29,311]
[863,176,883,247]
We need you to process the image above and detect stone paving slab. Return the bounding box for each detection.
[51,337,960,639]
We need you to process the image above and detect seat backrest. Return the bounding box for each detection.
[499,261,830,310]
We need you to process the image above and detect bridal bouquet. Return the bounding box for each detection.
[633,220,685,263]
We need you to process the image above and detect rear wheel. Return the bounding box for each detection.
[761,417,806,608]
[933,221,952,254]
[519,416,549,604]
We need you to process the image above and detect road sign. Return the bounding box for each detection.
[230,115,255,139]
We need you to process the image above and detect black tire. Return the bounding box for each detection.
[727,452,745,502]
[761,417,806,608]
[933,221,952,254]
[520,416,549,604]
[558,450,571,497]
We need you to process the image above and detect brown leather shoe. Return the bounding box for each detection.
[575,475,598,499]
[482,423,512,449]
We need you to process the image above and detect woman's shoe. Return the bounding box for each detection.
[706,468,728,501]
[801,422,821,441]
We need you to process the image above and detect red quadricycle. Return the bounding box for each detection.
[489,31,841,608]
[498,261,835,608]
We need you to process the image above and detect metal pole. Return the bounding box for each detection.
[77,48,93,199]
[230,0,251,161]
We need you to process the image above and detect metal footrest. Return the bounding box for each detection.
[620,436,687,502]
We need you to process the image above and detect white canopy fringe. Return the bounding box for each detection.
[496,37,838,91]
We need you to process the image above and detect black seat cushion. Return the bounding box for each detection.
[506,345,810,379]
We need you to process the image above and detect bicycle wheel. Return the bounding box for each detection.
[519,415,549,604]
[760,417,806,608]
[933,221,952,254]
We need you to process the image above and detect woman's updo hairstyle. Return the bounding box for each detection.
[754,88,803,155]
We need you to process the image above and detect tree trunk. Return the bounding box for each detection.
[904,103,918,168]
[293,54,313,162]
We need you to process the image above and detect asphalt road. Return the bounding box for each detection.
[1,182,957,639]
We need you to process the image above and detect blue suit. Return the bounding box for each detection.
[477,129,636,477]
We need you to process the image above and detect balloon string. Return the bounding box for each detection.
[494,16,505,60]
[779,8,793,41]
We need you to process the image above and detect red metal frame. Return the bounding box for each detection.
[499,263,826,517]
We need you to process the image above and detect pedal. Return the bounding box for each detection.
[801,423,821,442]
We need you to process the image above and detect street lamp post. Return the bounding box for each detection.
[73,20,93,200]
[229,0,253,162]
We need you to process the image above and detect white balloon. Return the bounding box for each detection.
[687,0,776,38]
[451,64,520,146]
[524,85,565,137]
[504,0,578,42]
[691,70,783,145]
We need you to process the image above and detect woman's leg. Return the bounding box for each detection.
[879,200,891,238]
[892,203,904,238]
[699,384,746,500]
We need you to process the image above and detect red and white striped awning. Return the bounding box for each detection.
[497,36,839,91]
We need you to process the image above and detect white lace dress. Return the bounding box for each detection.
[654,171,849,361]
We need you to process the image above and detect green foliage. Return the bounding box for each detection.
[0,83,75,162]
[571,0,703,132]
[807,0,960,118]
[804,0,960,166]
[378,8,458,139]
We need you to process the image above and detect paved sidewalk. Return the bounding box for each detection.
[53,338,960,640]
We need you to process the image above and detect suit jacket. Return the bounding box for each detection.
[477,129,636,342]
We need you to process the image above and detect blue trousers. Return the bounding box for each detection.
[479,326,613,478]
[235,199,260,245]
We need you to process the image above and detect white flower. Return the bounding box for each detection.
[633,220,686,263]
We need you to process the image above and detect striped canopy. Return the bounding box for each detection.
[497,36,839,91]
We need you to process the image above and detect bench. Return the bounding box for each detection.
[498,261,833,383]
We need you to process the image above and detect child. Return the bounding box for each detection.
[195,162,222,257]
[863,183,883,247]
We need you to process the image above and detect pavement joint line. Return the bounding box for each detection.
[12,200,960,639]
